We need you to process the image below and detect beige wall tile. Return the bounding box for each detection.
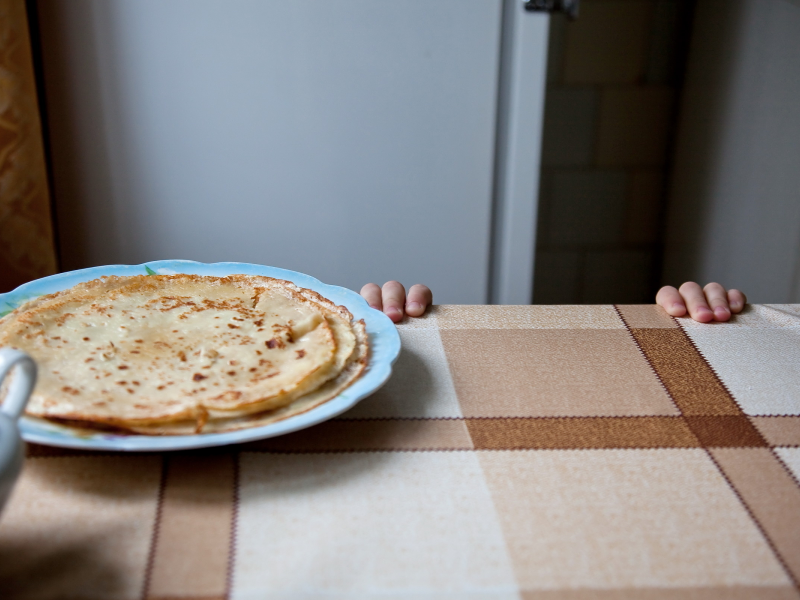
[344,328,462,418]
[548,170,628,245]
[439,329,677,417]
[533,249,582,304]
[434,304,625,329]
[625,169,666,244]
[542,88,598,166]
[564,0,655,84]
[233,452,518,597]
[596,87,676,166]
[0,456,162,599]
[479,449,790,589]
[583,250,655,303]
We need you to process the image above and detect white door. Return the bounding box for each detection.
[38,0,548,303]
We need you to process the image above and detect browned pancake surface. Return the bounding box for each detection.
[0,275,365,431]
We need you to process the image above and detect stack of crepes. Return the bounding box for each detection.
[0,275,368,434]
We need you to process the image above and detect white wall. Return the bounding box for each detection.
[663,0,800,302]
[37,0,512,303]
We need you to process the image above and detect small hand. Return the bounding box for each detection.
[360,281,433,323]
[656,282,746,323]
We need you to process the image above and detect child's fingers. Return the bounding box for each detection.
[728,289,747,313]
[360,283,383,311]
[381,281,406,323]
[656,286,687,316]
[678,282,714,322]
[406,284,432,317]
[703,282,731,321]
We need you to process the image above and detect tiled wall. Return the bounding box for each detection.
[533,0,692,303]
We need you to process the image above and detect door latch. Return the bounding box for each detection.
[524,0,579,20]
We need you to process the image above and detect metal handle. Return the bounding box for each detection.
[524,0,580,20]
[0,348,37,421]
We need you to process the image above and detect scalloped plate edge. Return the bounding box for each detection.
[1,260,401,451]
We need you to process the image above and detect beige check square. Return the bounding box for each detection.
[232,451,518,599]
[0,456,161,600]
[478,449,790,590]
[343,329,462,419]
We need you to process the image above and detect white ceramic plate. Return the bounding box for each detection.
[0,261,401,451]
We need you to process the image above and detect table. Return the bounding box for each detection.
[1,304,799,599]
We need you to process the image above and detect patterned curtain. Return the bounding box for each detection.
[0,0,57,293]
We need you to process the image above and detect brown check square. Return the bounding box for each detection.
[440,329,677,417]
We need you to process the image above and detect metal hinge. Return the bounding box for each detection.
[524,0,579,20]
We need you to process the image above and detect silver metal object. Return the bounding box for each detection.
[524,0,579,19]
[0,349,36,514]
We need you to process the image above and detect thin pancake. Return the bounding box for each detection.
[0,275,350,427]
[128,319,368,434]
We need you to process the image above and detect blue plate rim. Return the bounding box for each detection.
[0,260,401,451]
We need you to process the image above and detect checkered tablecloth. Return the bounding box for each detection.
[1,304,799,600]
